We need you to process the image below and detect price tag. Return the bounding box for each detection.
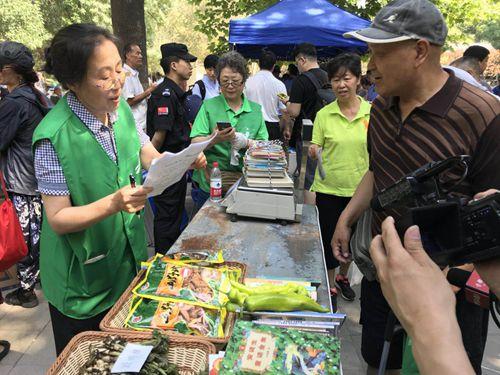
[111,343,153,373]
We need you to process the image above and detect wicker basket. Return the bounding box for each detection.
[46,331,215,375]
[100,261,246,350]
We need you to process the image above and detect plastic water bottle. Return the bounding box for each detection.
[210,162,222,202]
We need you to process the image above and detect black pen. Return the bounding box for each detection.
[129,174,141,216]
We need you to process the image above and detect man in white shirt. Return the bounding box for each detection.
[244,49,288,140]
[192,54,220,100]
[122,43,157,131]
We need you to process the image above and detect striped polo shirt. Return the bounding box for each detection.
[368,70,500,235]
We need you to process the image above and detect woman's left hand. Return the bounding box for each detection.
[190,152,207,170]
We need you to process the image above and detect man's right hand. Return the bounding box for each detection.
[308,144,319,160]
[146,82,158,95]
[332,220,352,263]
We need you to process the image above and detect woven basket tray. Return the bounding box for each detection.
[47,331,215,375]
[100,261,246,349]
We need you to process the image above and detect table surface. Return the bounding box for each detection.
[169,202,332,310]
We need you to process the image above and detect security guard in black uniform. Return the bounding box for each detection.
[147,43,197,253]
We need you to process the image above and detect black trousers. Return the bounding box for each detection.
[153,175,187,254]
[315,193,351,270]
[265,121,281,140]
[49,304,109,356]
[456,289,489,374]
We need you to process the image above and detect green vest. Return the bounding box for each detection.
[32,96,147,319]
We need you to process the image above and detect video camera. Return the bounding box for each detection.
[369,155,500,268]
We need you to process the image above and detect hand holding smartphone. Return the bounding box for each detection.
[217,122,232,131]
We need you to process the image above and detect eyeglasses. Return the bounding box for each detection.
[95,72,126,91]
[220,79,243,88]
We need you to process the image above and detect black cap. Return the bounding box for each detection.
[344,0,448,46]
[0,41,35,69]
[160,43,197,62]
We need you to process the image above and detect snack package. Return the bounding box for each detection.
[221,321,341,375]
[164,250,224,264]
[133,255,234,309]
[126,298,226,338]
[141,251,224,270]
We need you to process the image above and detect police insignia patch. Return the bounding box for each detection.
[157,107,169,116]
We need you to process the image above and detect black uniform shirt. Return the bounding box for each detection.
[146,77,191,153]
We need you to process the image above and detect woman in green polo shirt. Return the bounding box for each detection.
[33,24,205,354]
[308,53,370,311]
[190,51,268,206]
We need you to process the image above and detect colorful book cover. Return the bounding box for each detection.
[220,321,341,374]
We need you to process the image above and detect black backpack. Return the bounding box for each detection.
[193,79,206,100]
[302,70,335,114]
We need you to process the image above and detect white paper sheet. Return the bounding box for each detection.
[144,135,214,197]
[111,343,153,373]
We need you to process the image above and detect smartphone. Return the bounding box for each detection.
[217,122,232,131]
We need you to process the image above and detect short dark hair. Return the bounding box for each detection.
[450,56,481,76]
[292,43,317,61]
[204,54,219,69]
[44,23,119,89]
[216,51,249,83]
[123,42,138,59]
[288,63,299,76]
[259,49,277,70]
[463,45,490,62]
[326,53,362,81]
[160,55,180,74]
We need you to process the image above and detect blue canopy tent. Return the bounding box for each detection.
[228,0,370,60]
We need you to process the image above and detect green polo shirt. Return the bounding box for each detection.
[310,97,371,197]
[190,94,268,192]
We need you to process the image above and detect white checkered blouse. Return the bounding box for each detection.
[34,92,150,195]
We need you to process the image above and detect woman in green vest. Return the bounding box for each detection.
[190,51,269,208]
[33,24,205,354]
[308,53,371,311]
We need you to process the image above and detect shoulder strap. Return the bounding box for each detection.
[302,71,322,91]
[196,80,206,100]
[13,87,50,116]
[0,172,10,202]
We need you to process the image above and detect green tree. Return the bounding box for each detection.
[39,0,111,36]
[0,0,49,49]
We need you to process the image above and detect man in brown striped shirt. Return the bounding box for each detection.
[334,0,500,373]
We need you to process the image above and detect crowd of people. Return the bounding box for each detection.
[0,0,499,373]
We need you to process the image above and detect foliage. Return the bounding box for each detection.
[39,0,112,36]
[145,0,210,75]
[475,19,500,50]
[0,0,49,49]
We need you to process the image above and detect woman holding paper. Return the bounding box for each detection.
[33,24,205,354]
[308,53,370,311]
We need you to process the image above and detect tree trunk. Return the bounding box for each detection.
[111,0,148,87]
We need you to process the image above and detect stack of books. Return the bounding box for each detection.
[243,142,294,188]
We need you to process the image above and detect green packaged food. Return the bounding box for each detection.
[133,255,234,309]
[221,321,341,374]
[126,298,226,338]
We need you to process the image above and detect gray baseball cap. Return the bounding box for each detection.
[344,0,448,46]
[0,41,35,69]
